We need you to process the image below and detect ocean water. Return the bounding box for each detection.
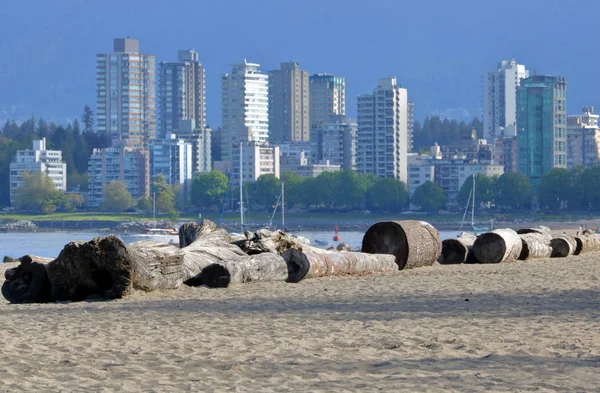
[0,230,456,261]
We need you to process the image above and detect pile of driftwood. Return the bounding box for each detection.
[438,226,600,265]
[2,219,441,304]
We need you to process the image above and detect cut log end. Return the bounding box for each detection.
[282,248,311,283]
[199,264,231,288]
[550,237,572,258]
[361,222,408,269]
[473,233,507,264]
[440,238,472,265]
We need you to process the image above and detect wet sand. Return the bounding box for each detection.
[1,253,599,392]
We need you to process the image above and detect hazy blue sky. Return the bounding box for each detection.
[0,0,598,125]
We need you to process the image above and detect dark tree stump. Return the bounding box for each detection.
[2,255,52,303]
[361,220,441,270]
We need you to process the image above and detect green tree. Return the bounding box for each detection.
[281,171,305,208]
[411,181,448,212]
[191,170,229,208]
[538,168,571,210]
[249,174,281,211]
[100,181,133,212]
[13,171,65,213]
[82,104,94,133]
[582,166,600,210]
[457,174,496,208]
[495,172,532,209]
[366,178,408,212]
[567,166,585,210]
[335,170,367,209]
[137,197,152,213]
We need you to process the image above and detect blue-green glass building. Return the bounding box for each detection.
[517,75,567,187]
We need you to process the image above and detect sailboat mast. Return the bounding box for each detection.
[471,174,476,226]
[281,181,285,229]
[239,142,244,232]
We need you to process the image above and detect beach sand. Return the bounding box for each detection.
[0,253,599,392]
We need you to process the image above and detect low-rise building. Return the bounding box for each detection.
[280,150,341,178]
[87,147,150,207]
[9,138,67,205]
[231,142,280,187]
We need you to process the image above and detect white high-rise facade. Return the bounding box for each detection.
[221,60,269,162]
[357,78,408,183]
[96,38,156,148]
[157,50,205,138]
[483,59,529,141]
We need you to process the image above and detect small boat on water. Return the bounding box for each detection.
[143,228,178,236]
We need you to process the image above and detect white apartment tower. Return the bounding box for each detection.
[9,138,67,205]
[268,61,310,143]
[96,38,156,148]
[158,50,206,138]
[221,60,269,162]
[357,78,409,183]
[483,59,529,141]
[309,74,345,134]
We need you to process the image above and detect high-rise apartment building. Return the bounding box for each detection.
[483,59,529,141]
[357,78,409,183]
[150,135,193,185]
[221,60,269,162]
[268,62,309,143]
[157,50,205,138]
[312,115,357,171]
[9,138,67,205]
[567,107,600,168]
[96,38,156,148]
[517,75,567,186]
[309,74,345,135]
[179,119,212,174]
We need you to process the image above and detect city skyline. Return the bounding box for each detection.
[1,0,598,125]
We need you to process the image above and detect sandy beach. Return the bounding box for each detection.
[1,252,599,392]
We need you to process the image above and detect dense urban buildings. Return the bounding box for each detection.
[157,50,206,139]
[517,75,567,185]
[231,142,280,187]
[357,77,409,184]
[87,147,150,207]
[567,106,600,168]
[268,62,310,143]
[9,138,67,205]
[96,38,156,148]
[483,59,529,141]
[309,74,346,136]
[149,135,193,185]
[311,115,357,171]
[221,60,269,162]
[179,120,212,174]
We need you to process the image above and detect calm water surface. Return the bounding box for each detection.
[0,230,455,260]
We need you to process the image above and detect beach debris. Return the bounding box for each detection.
[550,235,577,258]
[361,220,442,270]
[472,228,522,264]
[198,253,291,288]
[282,248,397,282]
[573,234,600,255]
[2,255,52,303]
[439,233,477,265]
[517,232,552,261]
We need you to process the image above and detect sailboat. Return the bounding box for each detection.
[268,182,286,230]
[459,173,489,235]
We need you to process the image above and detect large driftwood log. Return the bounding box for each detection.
[179,220,218,248]
[199,253,292,288]
[550,235,577,258]
[2,255,52,303]
[282,248,398,282]
[361,220,441,270]
[238,229,323,255]
[472,228,522,264]
[518,233,552,260]
[516,226,552,238]
[573,234,600,255]
[439,233,477,265]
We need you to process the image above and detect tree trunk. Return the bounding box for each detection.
[198,253,291,288]
[517,226,552,238]
[518,233,552,260]
[573,234,600,255]
[550,235,577,258]
[282,248,397,282]
[439,233,477,264]
[361,220,441,270]
[2,256,52,303]
[472,228,522,264]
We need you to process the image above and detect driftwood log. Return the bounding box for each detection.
[573,234,600,255]
[282,248,398,282]
[361,220,441,270]
[2,255,52,303]
[518,233,552,260]
[199,253,292,288]
[550,235,577,258]
[472,228,522,264]
[439,233,477,265]
[516,226,552,239]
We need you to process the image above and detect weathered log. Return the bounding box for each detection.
[550,235,577,258]
[239,229,318,255]
[573,234,600,255]
[472,228,522,264]
[336,243,352,252]
[516,226,552,237]
[518,233,552,260]
[361,220,441,270]
[283,248,398,282]
[439,233,477,265]
[199,253,291,288]
[179,219,218,248]
[1,255,52,303]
